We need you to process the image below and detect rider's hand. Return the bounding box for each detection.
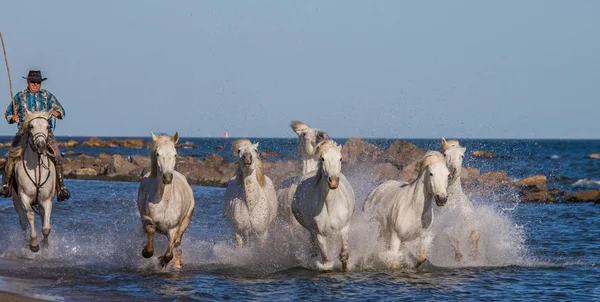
[50,110,61,118]
[10,114,18,123]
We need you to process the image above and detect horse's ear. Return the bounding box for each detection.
[441,137,447,144]
[290,120,309,136]
[151,132,158,141]
[252,142,259,150]
[172,131,179,144]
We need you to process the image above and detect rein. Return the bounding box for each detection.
[22,120,53,214]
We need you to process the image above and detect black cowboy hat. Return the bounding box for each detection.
[22,70,47,82]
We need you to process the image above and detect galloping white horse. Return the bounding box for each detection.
[137,132,195,268]
[440,138,479,262]
[292,140,355,272]
[277,121,329,230]
[363,151,449,269]
[224,139,278,247]
[12,111,56,252]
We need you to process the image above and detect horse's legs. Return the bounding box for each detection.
[142,221,155,258]
[315,233,333,272]
[40,201,52,249]
[339,226,350,272]
[388,231,402,270]
[451,237,463,262]
[159,228,178,267]
[173,248,184,269]
[308,234,318,257]
[416,240,428,268]
[232,232,243,248]
[470,229,480,261]
[174,208,194,248]
[13,198,28,247]
[23,201,39,253]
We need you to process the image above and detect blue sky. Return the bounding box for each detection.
[0,1,598,139]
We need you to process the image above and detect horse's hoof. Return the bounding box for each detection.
[159,255,173,267]
[142,249,153,258]
[30,244,40,253]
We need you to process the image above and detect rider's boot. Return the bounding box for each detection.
[0,158,14,198]
[56,164,70,202]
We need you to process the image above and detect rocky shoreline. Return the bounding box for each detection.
[1,136,598,203]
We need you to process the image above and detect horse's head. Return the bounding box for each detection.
[151,132,179,184]
[291,121,329,159]
[441,138,466,183]
[23,110,52,154]
[232,139,260,172]
[419,151,450,206]
[316,140,342,190]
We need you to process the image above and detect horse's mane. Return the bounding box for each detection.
[290,120,309,134]
[313,139,339,187]
[441,138,461,152]
[417,151,446,172]
[150,133,175,177]
[232,139,265,188]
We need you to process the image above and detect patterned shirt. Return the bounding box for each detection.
[4,88,66,129]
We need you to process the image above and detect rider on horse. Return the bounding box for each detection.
[1,70,70,201]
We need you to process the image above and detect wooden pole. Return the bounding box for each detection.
[0,32,16,116]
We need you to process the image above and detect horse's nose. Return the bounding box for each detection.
[435,194,448,206]
[327,176,339,190]
[242,153,252,165]
[35,140,46,154]
[162,172,173,184]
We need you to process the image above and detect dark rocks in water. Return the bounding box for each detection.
[176,142,197,149]
[520,191,557,203]
[216,145,224,150]
[479,171,510,189]
[260,151,279,158]
[565,190,600,202]
[81,137,147,148]
[514,175,547,192]
[384,139,427,167]
[472,150,497,159]
[587,153,600,159]
[341,137,385,163]
[59,140,79,147]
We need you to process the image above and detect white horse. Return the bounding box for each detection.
[12,111,56,252]
[292,140,355,272]
[277,121,329,230]
[223,139,278,247]
[363,151,449,269]
[137,132,195,268]
[440,138,479,262]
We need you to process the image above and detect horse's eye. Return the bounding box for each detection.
[429,172,433,176]
[443,153,446,157]
[339,158,342,161]
[321,157,324,161]
[156,152,160,157]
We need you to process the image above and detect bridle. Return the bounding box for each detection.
[22,116,53,212]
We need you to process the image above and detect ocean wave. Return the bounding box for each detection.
[571,179,600,188]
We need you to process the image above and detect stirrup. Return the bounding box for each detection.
[57,187,70,202]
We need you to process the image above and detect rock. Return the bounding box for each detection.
[372,163,400,183]
[130,155,150,168]
[520,191,557,203]
[176,142,197,149]
[565,191,600,202]
[64,150,79,156]
[587,154,600,159]
[82,136,109,148]
[216,145,224,150]
[514,175,547,192]
[105,155,138,175]
[341,137,385,163]
[460,167,480,188]
[71,168,98,177]
[479,171,510,189]
[472,150,497,159]
[260,151,280,158]
[399,160,419,183]
[384,140,427,167]
[98,153,112,160]
[59,140,79,147]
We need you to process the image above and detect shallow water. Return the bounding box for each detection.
[0,179,598,301]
